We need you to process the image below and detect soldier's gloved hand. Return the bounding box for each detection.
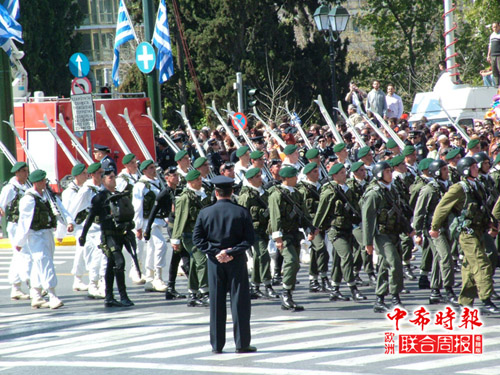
[144,231,151,241]
[78,236,86,246]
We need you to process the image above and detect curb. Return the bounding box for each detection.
[0,236,76,249]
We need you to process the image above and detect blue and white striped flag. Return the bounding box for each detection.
[0,0,23,55]
[111,0,137,87]
[152,0,174,84]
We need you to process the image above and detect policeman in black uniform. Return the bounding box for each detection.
[93,144,117,175]
[193,176,256,354]
[79,168,135,308]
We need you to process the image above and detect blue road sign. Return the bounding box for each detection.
[69,53,90,78]
[135,42,156,74]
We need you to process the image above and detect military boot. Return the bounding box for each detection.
[391,294,405,309]
[368,273,377,286]
[309,279,321,293]
[403,265,416,281]
[445,287,460,307]
[354,274,369,287]
[373,295,390,313]
[350,285,367,302]
[321,276,333,292]
[272,272,282,286]
[429,289,445,305]
[264,284,279,298]
[187,293,203,307]
[199,292,210,307]
[165,282,186,300]
[329,286,350,301]
[10,283,30,300]
[116,268,134,307]
[481,298,500,315]
[104,269,121,307]
[418,274,430,289]
[281,289,304,312]
[491,290,500,301]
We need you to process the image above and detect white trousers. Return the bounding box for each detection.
[7,222,32,285]
[28,229,57,290]
[145,224,169,273]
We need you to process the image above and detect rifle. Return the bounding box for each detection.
[279,188,315,233]
[313,95,344,144]
[328,181,360,218]
[56,113,94,165]
[142,107,181,154]
[123,230,142,278]
[41,115,80,166]
[381,188,412,234]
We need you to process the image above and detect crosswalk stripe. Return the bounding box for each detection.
[389,350,500,370]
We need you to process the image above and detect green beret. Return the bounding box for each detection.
[418,157,434,171]
[193,157,207,169]
[122,153,136,165]
[71,163,86,177]
[245,167,261,179]
[279,166,298,178]
[445,147,461,160]
[140,159,154,172]
[390,155,405,167]
[333,143,346,153]
[495,153,500,166]
[236,146,250,158]
[174,150,188,162]
[386,139,398,149]
[305,148,319,159]
[351,161,364,172]
[250,150,264,160]
[10,161,27,173]
[403,145,416,157]
[185,169,201,181]
[28,169,46,183]
[283,144,298,155]
[357,146,371,159]
[87,162,102,174]
[467,139,480,150]
[303,162,318,175]
[328,163,345,176]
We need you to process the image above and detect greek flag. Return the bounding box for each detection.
[0,0,23,55]
[152,0,174,84]
[111,0,137,87]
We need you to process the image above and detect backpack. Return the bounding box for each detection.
[106,192,134,224]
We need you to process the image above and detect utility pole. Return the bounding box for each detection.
[233,72,244,113]
[0,52,16,182]
[143,0,162,127]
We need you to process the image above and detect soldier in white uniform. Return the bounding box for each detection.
[68,162,106,299]
[133,160,169,292]
[0,162,31,300]
[13,170,74,309]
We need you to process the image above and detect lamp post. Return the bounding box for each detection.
[313,1,350,123]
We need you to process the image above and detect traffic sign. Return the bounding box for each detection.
[69,53,90,78]
[71,77,92,95]
[231,112,248,130]
[135,42,156,74]
[71,94,96,131]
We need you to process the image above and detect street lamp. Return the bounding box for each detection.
[313,0,350,122]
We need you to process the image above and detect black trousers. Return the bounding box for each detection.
[103,235,127,299]
[207,254,251,351]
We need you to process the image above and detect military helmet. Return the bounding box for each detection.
[428,159,447,178]
[472,151,490,167]
[372,161,391,180]
[456,156,477,177]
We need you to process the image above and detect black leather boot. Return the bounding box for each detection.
[116,269,134,307]
[199,292,210,307]
[329,286,350,301]
[429,289,445,304]
[350,285,367,301]
[281,290,304,311]
[321,276,333,292]
[309,279,321,293]
[481,298,500,314]
[418,274,430,289]
[445,287,459,307]
[187,293,202,307]
[404,265,416,280]
[264,285,279,298]
[165,282,186,300]
[373,295,390,313]
[391,294,405,309]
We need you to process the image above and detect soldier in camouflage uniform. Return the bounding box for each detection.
[0,161,31,300]
[431,157,500,314]
[268,166,316,311]
[296,162,331,293]
[238,168,278,299]
[413,159,458,306]
[314,163,366,302]
[171,169,212,307]
[362,161,412,313]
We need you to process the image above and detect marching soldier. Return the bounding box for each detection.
[296,162,331,293]
[249,150,269,184]
[14,170,74,309]
[446,148,462,184]
[175,149,191,189]
[357,146,375,179]
[79,169,135,308]
[171,169,212,307]
[238,167,278,299]
[314,163,366,301]
[413,159,458,306]
[268,166,316,311]
[0,161,31,300]
[333,143,352,170]
[362,162,411,313]
[282,144,302,170]
[431,157,500,314]
[234,146,251,183]
[68,162,106,299]
[132,160,169,292]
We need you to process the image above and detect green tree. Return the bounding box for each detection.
[357,0,444,106]
[19,0,83,96]
[123,0,358,129]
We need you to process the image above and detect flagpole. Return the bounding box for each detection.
[143,0,162,130]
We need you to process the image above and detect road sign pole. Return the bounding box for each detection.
[143,0,162,130]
